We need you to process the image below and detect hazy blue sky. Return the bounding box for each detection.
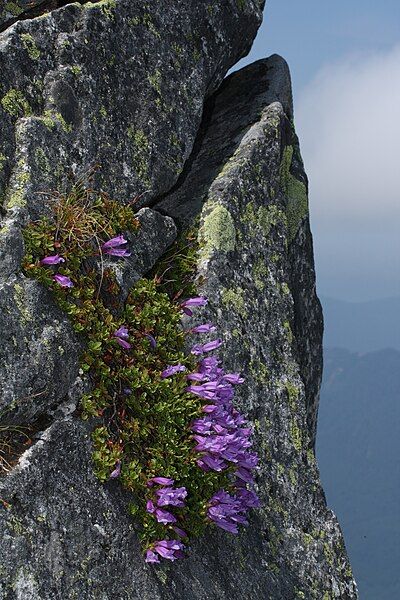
[235,1,400,301]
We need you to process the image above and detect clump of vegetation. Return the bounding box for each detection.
[22,180,259,562]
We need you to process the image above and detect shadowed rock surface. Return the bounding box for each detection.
[0,1,357,598]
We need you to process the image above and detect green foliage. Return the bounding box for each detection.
[22,184,230,553]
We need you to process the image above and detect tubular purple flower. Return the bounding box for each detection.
[145,549,160,564]
[161,364,186,378]
[123,388,132,395]
[147,477,175,487]
[173,526,187,538]
[146,500,155,513]
[155,486,187,507]
[191,323,216,334]
[102,235,131,257]
[155,508,177,524]
[113,326,131,349]
[191,339,223,355]
[180,296,208,308]
[102,235,128,249]
[109,461,121,479]
[53,274,74,288]
[115,337,132,350]
[186,372,206,382]
[114,326,129,339]
[103,247,131,257]
[40,254,65,266]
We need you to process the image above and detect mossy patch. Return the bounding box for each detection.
[242,201,285,239]
[221,286,246,315]
[290,420,303,452]
[253,258,267,291]
[128,127,151,185]
[1,90,32,118]
[198,203,236,261]
[20,34,40,60]
[13,283,32,326]
[6,162,30,210]
[280,146,308,242]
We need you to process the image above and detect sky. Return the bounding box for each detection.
[234,0,400,301]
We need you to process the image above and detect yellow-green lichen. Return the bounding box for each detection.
[70,65,83,76]
[34,148,49,173]
[289,466,298,487]
[13,283,32,326]
[20,34,40,60]
[283,320,293,345]
[280,145,308,242]
[253,258,267,290]
[249,358,270,385]
[0,153,6,171]
[38,110,72,133]
[221,286,246,315]
[281,282,290,295]
[128,127,151,185]
[242,201,286,238]
[199,203,236,260]
[1,90,32,118]
[4,2,23,16]
[6,163,30,210]
[148,69,162,94]
[285,381,299,411]
[290,420,303,452]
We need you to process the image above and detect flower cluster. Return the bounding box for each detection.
[144,296,260,562]
[24,193,260,567]
[38,235,131,290]
[144,477,189,563]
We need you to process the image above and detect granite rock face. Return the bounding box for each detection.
[0,0,263,421]
[0,2,358,599]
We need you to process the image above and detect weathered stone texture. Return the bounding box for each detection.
[0,2,357,599]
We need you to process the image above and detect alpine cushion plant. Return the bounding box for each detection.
[22,183,260,564]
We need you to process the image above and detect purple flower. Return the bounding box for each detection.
[147,477,175,487]
[40,254,65,266]
[145,549,160,564]
[102,235,131,258]
[155,486,187,507]
[145,334,157,349]
[191,323,217,334]
[104,247,131,257]
[180,296,208,316]
[154,540,185,561]
[53,274,74,288]
[173,526,187,538]
[102,235,128,249]
[186,372,206,382]
[191,339,223,355]
[115,338,131,349]
[113,326,131,349]
[161,364,186,378]
[109,461,121,479]
[155,508,177,524]
[114,326,129,339]
[146,500,156,513]
[123,388,132,395]
[181,297,208,308]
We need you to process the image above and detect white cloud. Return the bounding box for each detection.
[296,45,400,231]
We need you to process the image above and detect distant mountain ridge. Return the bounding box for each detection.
[321,296,400,352]
[317,347,400,600]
